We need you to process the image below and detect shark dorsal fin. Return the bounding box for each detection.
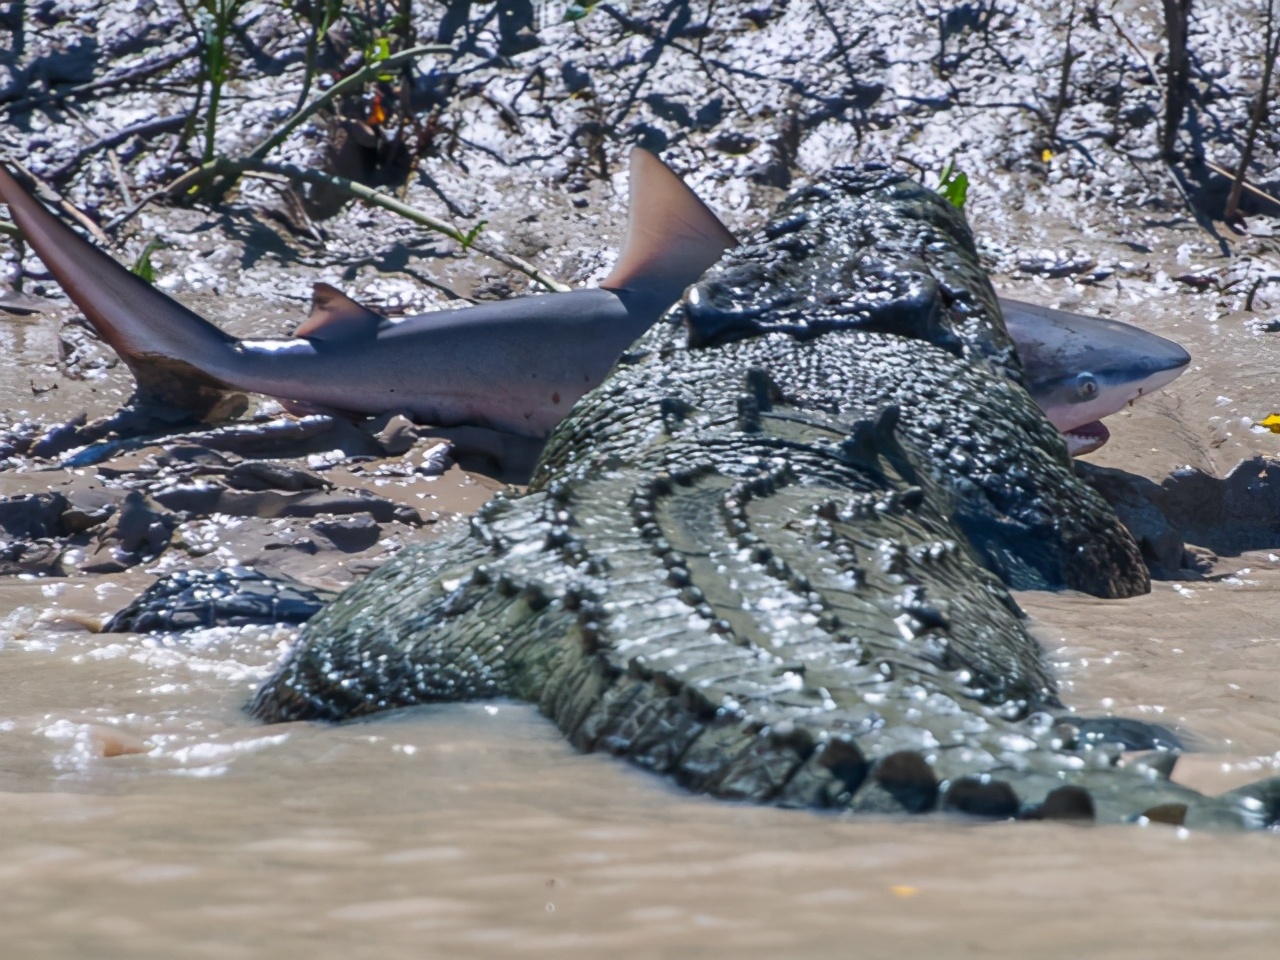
[600,147,736,299]
[296,283,385,341]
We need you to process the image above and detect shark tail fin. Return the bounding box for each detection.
[600,147,736,301]
[296,283,385,341]
[0,164,239,413]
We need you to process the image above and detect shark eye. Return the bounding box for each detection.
[1075,372,1098,401]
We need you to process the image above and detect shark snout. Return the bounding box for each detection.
[1137,336,1192,379]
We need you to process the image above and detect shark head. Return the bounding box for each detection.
[999,298,1191,457]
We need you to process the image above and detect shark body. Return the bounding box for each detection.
[0,149,736,439]
[0,157,1188,456]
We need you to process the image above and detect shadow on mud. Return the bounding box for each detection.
[1078,455,1280,580]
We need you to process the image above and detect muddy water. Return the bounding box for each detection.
[5,571,1280,960]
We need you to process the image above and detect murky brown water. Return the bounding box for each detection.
[5,567,1280,960]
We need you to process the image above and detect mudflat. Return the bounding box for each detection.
[3,0,1280,955]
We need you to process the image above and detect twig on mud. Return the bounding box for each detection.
[1165,163,1232,256]
[44,115,191,183]
[812,0,873,142]
[1205,160,1280,215]
[1224,0,1278,221]
[401,266,474,303]
[1048,0,1080,144]
[184,43,452,205]
[102,186,174,234]
[596,3,750,122]
[1105,12,1165,107]
[107,150,135,209]
[8,162,111,246]
[178,157,570,292]
[0,44,200,117]
[1246,278,1264,312]
[1159,0,1193,160]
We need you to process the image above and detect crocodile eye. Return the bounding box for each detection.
[1075,373,1098,401]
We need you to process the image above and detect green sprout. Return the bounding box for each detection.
[178,0,253,163]
[564,1,599,22]
[938,158,969,210]
[459,219,488,251]
[130,240,167,282]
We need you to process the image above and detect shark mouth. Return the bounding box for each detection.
[1063,420,1111,457]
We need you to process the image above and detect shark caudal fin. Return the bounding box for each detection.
[0,164,240,414]
[600,148,736,307]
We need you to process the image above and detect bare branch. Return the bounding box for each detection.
[1225,0,1278,220]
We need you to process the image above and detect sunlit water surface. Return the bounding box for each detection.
[4,564,1280,960]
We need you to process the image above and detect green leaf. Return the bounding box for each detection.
[459,219,488,251]
[564,1,597,21]
[938,159,969,210]
[369,36,396,81]
[130,240,165,282]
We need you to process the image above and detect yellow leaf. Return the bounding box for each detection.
[1260,414,1280,433]
[1042,148,1053,162]
[890,885,919,898]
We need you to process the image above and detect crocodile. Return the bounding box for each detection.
[106,566,336,634]
[250,168,1280,828]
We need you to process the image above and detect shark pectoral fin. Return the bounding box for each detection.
[599,147,737,300]
[296,283,386,341]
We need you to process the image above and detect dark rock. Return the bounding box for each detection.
[0,492,68,540]
[224,460,331,492]
[1078,455,1280,574]
[0,539,64,576]
[222,489,422,523]
[561,62,592,94]
[150,479,419,524]
[1157,456,1280,555]
[694,97,724,131]
[80,491,175,573]
[150,482,224,515]
[365,412,422,455]
[309,513,382,552]
[1074,461,1186,575]
[60,503,115,534]
[643,93,693,128]
[29,412,88,459]
[161,444,237,468]
[710,131,759,155]
[190,415,386,460]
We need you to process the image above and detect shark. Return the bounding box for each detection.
[997,297,1191,456]
[0,156,1188,458]
[0,148,737,438]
